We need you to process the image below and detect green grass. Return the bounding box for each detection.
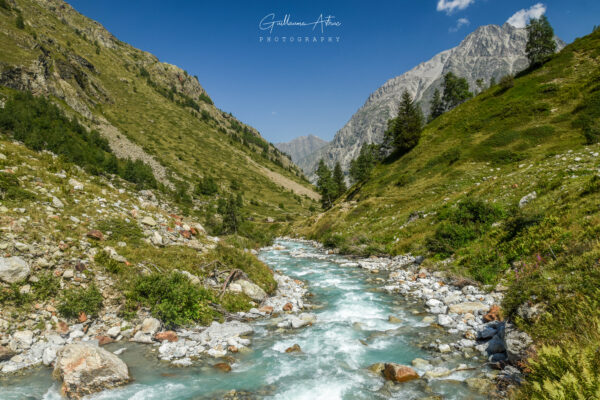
[297,28,600,398]
[0,0,318,227]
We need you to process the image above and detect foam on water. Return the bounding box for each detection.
[1,239,490,400]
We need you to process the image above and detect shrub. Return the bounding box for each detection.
[428,199,503,257]
[94,250,122,274]
[0,172,35,201]
[127,272,218,327]
[96,218,144,243]
[0,0,10,10]
[426,222,477,257]
[582,175,600,196]
[521,316,600,399]
[496,75,514,95]
[15,14,24,29]
[58,284,103,318]
[220,292,252,313]
[195,176,218,196]
[32,272,60,299]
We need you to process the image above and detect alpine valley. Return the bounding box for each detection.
[0,1,599,400]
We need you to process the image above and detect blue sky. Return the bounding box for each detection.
[69,0,600,143]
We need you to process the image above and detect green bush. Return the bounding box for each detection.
[220,292,252,313]
[32,272,60,299]
[0,283,30,307]
[58,284,103,318]
[96,218,144,243]
[0,0,10,10]
[127,272,218,327]
[195,176,219,196]
[94,250,122,274]
[427,199,503,257]
[0,172,35,201]
[426,222,477,257]
[15,14,24,29]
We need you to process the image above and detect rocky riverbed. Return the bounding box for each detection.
[2,239,531,399]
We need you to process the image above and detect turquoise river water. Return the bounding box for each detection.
[1,239,489,399]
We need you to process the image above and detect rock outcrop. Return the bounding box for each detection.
[53,343,130,399]
[275,135,329,164]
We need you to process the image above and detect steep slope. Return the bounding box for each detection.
[0,0,317,228]
[300,23,565,176]
[275,134,328,165]
[298,29,600,395]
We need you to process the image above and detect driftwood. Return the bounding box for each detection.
[209,302,246,321]
[218,268,248,299]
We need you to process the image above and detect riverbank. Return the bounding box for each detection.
[2,239,519,399]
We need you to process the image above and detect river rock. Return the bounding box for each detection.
[106,326,121,338]
[10,330,33,351]
[466,377,494,394]
[504,323,533,362]
[213,362,232,372]
[235,279,267,302]
[0,256,30,283]
[486,334,506,355]
[155,331,178,342]
[448,302,488,314]
[484,305,502,322]
[0,345,16,361]
[285,344,301,353]
[53,343,130,399]
[141,317,161,334]
[383,363,419,383]
[368,362,385,374]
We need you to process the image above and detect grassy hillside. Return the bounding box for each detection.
[298,29,600,398]
[0,0,318,241]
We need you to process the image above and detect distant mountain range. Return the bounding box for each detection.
[297,23,565,177]
[275,134,328,164]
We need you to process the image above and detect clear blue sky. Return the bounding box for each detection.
[68,0,599,143]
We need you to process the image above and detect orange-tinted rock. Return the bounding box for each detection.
[417,272,427,279]
[78,311,87,323]
[484,305,503,322]
[155,331,178,342]
[86,230,104,241]
[283,303,293,312]
[383,363,419,383]
[213,362,232,372]
[259,306,273,314]
[57,320,69,335]
[181,230,191,239]
[96,335,113,346]
[228,345,238,353]
[285,344,301,353]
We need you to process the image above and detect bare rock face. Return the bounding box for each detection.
[275,135,329,164]
[53,343,130,399]
[299,23,565,177]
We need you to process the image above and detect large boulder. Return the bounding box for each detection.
[0,256,30,283]
[235,279,267,302]
[53,343,130,399]
[383,363,419,383]
[504,323,533,362]
[140,317,161,334]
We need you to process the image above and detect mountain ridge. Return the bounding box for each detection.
[298,23,565,177]
[275,134,328,165]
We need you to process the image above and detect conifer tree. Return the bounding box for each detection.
[429,88,445,121]
[332,162,346,198]
[442,72,472,110]
[385,91,424,155]
[526,16,557,66]
[315,159,335,209]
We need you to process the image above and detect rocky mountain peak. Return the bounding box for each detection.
[297,24,565,178]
